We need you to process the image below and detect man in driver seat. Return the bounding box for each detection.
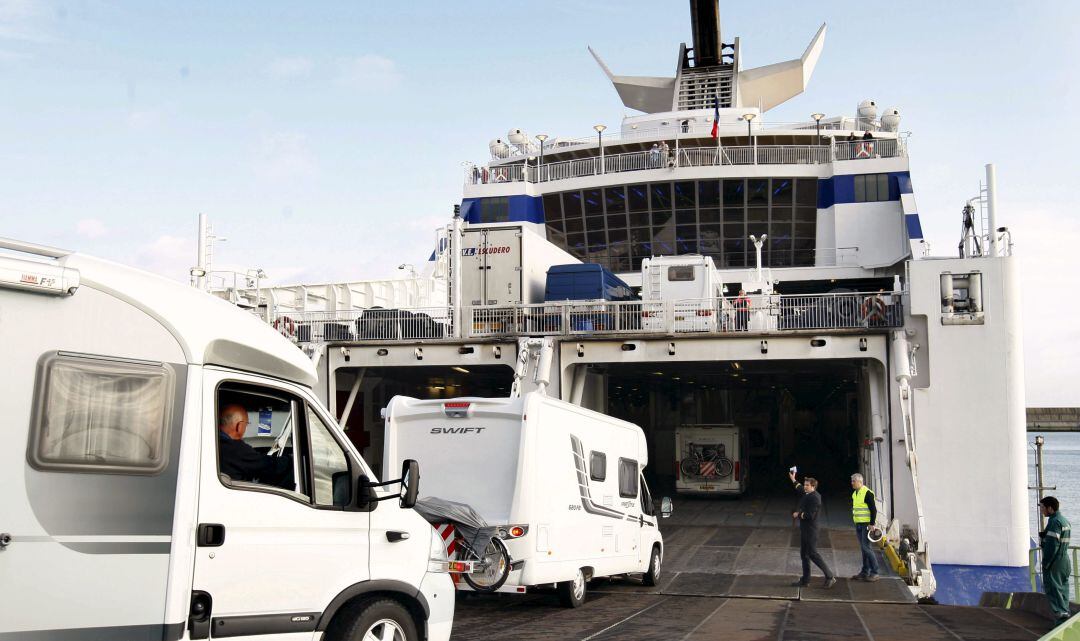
[218,404,295,490]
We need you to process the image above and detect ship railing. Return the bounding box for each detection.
[493,119,890,158]
[465,144,860,186]
[466,291,904,338]
[833,138,904,161]
[1029,546,1080,603]
[272,293,903,343]
[269,307,454,344]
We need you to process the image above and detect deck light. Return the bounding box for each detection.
[451,366,470,374]
[742,112,756,143]
[594,124,607,175]
[811,113,825,145]
[536,134,548,177]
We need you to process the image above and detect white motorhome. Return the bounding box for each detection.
[0,238,454,641]
[675,424,748,496]
[640,255,725,332]
[383,392,669,607]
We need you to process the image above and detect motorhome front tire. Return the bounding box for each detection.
[557,569,588,608]
[643,545,662,587]
[328,598,419,641]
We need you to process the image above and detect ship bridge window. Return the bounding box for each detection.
[854,174,891,203]
[478,197,510,223]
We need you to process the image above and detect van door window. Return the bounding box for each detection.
[30,353,174,474]
[306,405,352,507]
[639,475,655,516]
[217,385,306,499]
[618,458,639,498]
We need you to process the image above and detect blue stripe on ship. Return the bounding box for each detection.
[817,171,911,209]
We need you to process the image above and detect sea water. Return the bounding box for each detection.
[1028,431,1080,539]
[1028,429,1080,533]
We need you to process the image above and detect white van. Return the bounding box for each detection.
[383,392,669,607]
[640,255,725,332]
[675,424,748,496]
[0,238,454,641]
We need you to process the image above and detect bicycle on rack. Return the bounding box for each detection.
[416,497,514,592]
[680,442,734,479]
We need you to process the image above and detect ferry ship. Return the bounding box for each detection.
[219,1,1029,606]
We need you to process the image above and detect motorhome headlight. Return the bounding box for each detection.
[496,525,528,540]
[428,527,450,573]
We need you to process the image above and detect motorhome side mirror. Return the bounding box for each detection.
[660,496,673,518]
[399,459,420,509]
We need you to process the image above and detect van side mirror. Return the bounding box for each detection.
[399,459,419,509]
[660,496,673,518]
[331,471,351,507]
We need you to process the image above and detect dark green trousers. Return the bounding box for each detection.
[1045,560,1072,617]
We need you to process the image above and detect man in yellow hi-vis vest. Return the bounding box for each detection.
[850,473,880,581]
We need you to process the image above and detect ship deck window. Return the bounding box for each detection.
[542,178,818,270]
[854,174,890,202]
[477,196,510,223]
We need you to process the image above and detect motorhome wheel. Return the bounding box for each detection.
[557,568,587,608]
[643,546,662,586]
[330,598,417,641]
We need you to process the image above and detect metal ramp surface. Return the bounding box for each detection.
[450,594,1055,641]
[590,515,916,604]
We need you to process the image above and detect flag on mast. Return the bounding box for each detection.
[710,94,720,138]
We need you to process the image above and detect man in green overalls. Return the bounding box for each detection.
[1039,496,1073,623]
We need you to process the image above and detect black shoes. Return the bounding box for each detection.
[850,573,866,581]
[824,577,837,589]
[790,580,810,587]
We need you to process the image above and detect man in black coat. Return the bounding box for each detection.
[218,404,296,490]
[789,472,836,588]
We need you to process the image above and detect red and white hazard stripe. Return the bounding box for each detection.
[435,523,461,586]
[700,461,717,477]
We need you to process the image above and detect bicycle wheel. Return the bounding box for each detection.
[680,457,700,478]
[716,457,734,478]
[462,537,511,592]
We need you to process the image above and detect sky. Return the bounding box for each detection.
[1,1,1078,405]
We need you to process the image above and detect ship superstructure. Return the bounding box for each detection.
[221,1,1030,606]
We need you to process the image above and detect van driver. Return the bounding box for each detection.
[217,404,296,490]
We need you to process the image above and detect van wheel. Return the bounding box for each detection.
[333,598,417,641]
[643,546,661,586]
[557,568,587,608]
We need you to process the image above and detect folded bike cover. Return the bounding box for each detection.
[415,496,498,554]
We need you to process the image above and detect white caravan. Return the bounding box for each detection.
[383,392,669,607]
[640,255,725,332]
[0,238,454,641]
[675,424,748,496]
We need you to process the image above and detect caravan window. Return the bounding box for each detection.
[667,266,695,281]
[589,451,607,481]
[618,458,639,498]
[30,353,173,474]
